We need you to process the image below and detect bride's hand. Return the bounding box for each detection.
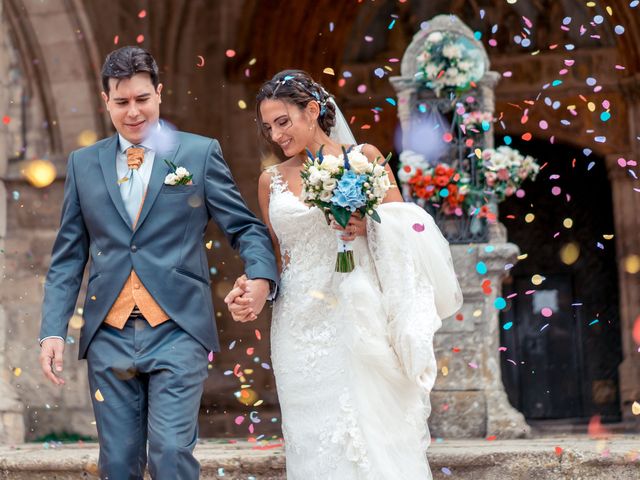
[225,275,257,322]
[331,212,367,242]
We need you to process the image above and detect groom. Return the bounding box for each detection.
[38,46,278,479]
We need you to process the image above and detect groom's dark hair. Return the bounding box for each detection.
[101,46,159,96]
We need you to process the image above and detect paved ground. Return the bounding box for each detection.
[0,435,638,479]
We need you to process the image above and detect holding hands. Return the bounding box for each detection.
[224,275,270,322]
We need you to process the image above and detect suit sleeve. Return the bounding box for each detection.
[39,152,90,341]
[203,139,279,285]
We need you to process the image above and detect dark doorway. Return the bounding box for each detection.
[499,138,621,422]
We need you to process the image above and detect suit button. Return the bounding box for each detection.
[131,245,138,252]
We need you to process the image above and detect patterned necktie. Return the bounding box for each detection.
[122,146,146,226]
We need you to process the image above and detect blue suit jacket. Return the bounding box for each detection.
[40,130,278,359]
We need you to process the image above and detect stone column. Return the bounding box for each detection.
[606,150,640,424]
[0,0,26,444]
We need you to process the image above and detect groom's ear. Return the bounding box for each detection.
[101,91,110,109]
[156,83,163,103]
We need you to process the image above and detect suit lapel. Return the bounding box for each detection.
[99,135,132,230]
[134,143,181,232]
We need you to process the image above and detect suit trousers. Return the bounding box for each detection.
[86,316,209,480]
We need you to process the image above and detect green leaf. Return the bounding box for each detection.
[368,209,381,223]
[330,205,352,228]
[381,152,392,166]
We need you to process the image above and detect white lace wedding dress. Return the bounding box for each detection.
[266,159,462,479]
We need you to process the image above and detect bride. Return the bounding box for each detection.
[225,70,462,479]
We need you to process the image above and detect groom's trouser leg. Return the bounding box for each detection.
[138,318,209,480]
[87,321,149,480]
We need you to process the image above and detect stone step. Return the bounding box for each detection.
[0,436,638,479]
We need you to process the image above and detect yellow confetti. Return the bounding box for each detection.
[624,255,640,274]
[77,130,98,147]
[531,274,546,286]
[118,176,129,184]
[322,67,335,76]
[586,1,596,7]
[238,100,247,110]
[563,218,573,229]
[587,102,596,112]
[13,368,22,377]
[606,6,613,15]
[473,309,483,318]
[205,240,213,250]
[254,399,264,407]
[474,148,482,158]
[249,58,257,66]
[70,315,84,329]
[517,253,528,260]
[632,401,640,415]
[441,366,449,376]
[91,295,97,301]
[22,159,57,188]
[560,243,580,265]
[525,213,535,223]
[603,234,614,240]
[244,369,254,375]
[94,389,104,402]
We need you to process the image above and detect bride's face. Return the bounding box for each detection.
[260,99,317,157]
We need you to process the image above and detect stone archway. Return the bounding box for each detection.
[1,0,105,441]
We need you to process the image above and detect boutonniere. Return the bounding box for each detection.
[164,160,193,185]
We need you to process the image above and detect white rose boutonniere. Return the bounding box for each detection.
[164,160,193,186]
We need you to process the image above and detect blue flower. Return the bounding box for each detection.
[331,170,367,211]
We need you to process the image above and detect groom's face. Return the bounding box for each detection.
[101,73,163,145]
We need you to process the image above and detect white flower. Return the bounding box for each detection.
[373,164,385,176]
[318,169,331,182]
[323,178,338,191]
[425,63,441,80]
[347,151,370,174]
[319,155,341,173]
[319,190,333,202]
[164,173,178,185]
[458,60,472,72]
[175,166,188,178]
[443,44,462,59]
[427,32,443,43]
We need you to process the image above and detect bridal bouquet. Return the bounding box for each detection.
[301,146,392,272]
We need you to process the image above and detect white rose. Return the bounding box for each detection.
[427,32,443,43]
[319,155,341,173]
[318,170,331,182]
[348,152,371,174]
[373,164,385,176]
[443,44,462,59]
[323,178,337,191]
[319,190,333,202]
[175,166,188,178]
[309,170,322,185]
[164,173,178,185]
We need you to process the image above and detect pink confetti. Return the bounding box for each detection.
[502,71,512,78]
[541,307,553,317]
[498,347,507,352]
[136,34,144,43]
[357,84,367,94]
[225,49,236,58]
[138,9,147,18]
[208,351,214,362]
[412,223,425,232]
[468,362,479,369]
[234,416,245,425]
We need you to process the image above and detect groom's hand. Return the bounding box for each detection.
[224,275,269,322]
[39,338,66,385]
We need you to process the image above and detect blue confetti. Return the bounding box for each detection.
[374,68,385,78]
[615,25,625,35]
[504,135,512,145]
[583,148,592,157]
[476,261,488,275]
[388,19,396,30]
[442,467,452,476]
[589,319,599,326]
[594,136,606,143]
[587,161,595,171]
[474,31,482,40]
[631,1,639,8]
[494,297,507,310]
[385,97,396,106]
[439,188,449,198]
[503,322,513,330]
[552,80,563,87]
[600,112,611,122]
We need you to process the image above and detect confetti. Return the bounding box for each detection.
[196,55,205,67]
[323,67,335,76]
[94,389,104,402]
[503,322,513,330]
[494,297,507,310]
[136,34,144,44]
[412,223,425,232]
[138,9,146,18]
[225,49,236,58]
[442,467,452,475]
[555,446,563,456]
[633,402,640,415]
[476,261,488,275]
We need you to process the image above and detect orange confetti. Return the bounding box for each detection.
[225,49,236,58]
[631,315,640,345]
[2,115,10,125]
[113,35,119,45]
[452,347,461,353]
[136,34,144,43]
[521,132,532,141]
[338,78,346,87]
[361,125,371,130]
[233,363,242,377]
[555,446,563,456]
[588,415,610,439]
[255,329,262,341]
[246,347,254,356]
[486,435,497,441]
[443,132,453,143]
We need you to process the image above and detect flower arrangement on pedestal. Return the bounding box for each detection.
[479,146,540,201]
[415,31,485,97]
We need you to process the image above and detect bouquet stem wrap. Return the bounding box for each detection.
[335,230,355,273]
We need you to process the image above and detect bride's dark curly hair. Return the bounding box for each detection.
[256,70,337,149]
